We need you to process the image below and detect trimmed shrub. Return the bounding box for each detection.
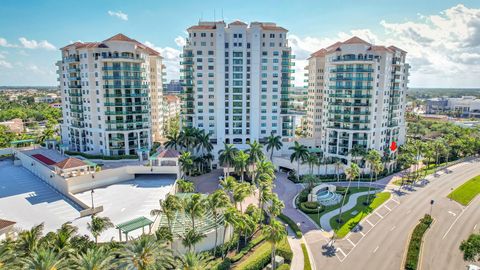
[278,213,302,239]
[335,186,351,195]
[297,189,310,203]
[287,171,300,183]
[277,264,290,270]
[236,242,272,270]
[303,201,320,209]
[277,238,293,262]
[405,214,433,270]
[213,258,231,270]
[299,202,323,214]
[231,234,266,263]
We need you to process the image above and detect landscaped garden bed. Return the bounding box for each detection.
[404,214,433,270]
[447,175,480,206]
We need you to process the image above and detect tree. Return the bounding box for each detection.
[289,142,309,179]
[349,144,367,166]
[118,235,174,270]
[164,130,181,151]
[177,179,195,193]
[21,248,67,270]
[73,246,114,270]
[337,163,360,225]
[179,152,194,179]
[267,195,285,218]
[265,133,283,161]
[219,176,237,202]
[334,158,344,182]
[196,130,213,154]
[222,207,240,258]
[183,194,206,232]
[365,149,381,198]
[207,190,230,257]
[150,194,182,240]
[177,251,212,270]
[304,153,319,175]
[303,174,317,190]
[218,143,238,177]
[233,150,250,182]
[179,127,200,153]
[87,216,113,244]
[232,182,253,212]
[180,229,206,253]
[262,219,287,270]
[460,233,480,262]
[246,140,264,179]
[18,223,44,255]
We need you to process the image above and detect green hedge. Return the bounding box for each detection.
[278,213,302,239]
[277,264,290,270]
[297,189,310,203]
[65,151,138,160]
[299,202,324,214]
[405,215,433,270]
[236,239,292,270]
[277,238,293,262]
[301,243,312,270]
[231,234,266,262]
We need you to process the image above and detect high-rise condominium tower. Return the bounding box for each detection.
[58,34,164,156]
[306,37,409,162]
[181,21,294,152]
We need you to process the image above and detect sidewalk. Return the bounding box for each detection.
[286,227,304,270]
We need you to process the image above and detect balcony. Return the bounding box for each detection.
[329,118,370,124]
[104,102,148,106]
[328,125,370,131]
[331,68,374,73]
[68,84,81,89]
[332,56,374,62]
[102,76,145,80]
[105,110,149,115]
[105,119,149,124]
[64,56,79,63]
[329,77,374,82]
[69,93,82,97]
[68,77,81,81]
[102,66,144,72]
[103,84,148,89]
[329,85,373,90]
[70,109,83,113]
[106,125,149,131]
[70,100,83,105]
[101,55,144,61]
[180,60,194,65]
[104,93,148,98]
[330,94,372,98]
[330,102,371,107]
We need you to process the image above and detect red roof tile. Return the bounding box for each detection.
[157,149,180,158]
[343,36,371,45]
[229,20,247,26]
[187,25,217,31]
[54,157,87,169]
[0,219,16,230]
[388,45,407,53]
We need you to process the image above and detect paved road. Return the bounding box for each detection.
[306,158,480,270]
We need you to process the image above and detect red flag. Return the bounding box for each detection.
[390,141,397,152]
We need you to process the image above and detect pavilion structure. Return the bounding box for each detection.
[53,157,95,178]
[115,216,153,242]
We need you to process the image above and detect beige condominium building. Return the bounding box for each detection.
[306,36,409,162]
[180,21,295,153]
[58,34,165,156]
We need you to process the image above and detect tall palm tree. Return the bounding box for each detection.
[246,140,264,178]
[219,176,238,202]
[207,190,231,257]
[334,158,344,182]
[87,216,114,244]
[196,130,213,154]
[180,229,206,252]
[262,219,287,270]
[164,130,181,151]
[365,149,381,190]
[265,133,283,160]
[218,143,238,177]
[73,246,114,270]
[337,163,360,225]
[18,223,44,255]
[21,248,67,270]
[176,179,195,193]
[255,158,275,183]
[289,141,309,179]
[267,195,285,218]
[179,152,193,179]
[154,226,173,244]
[177,251,212,270]
[233,150,250,182]
[222,207,240,258]
[367,160,384,204]
[349,144,366,166]
[304,153,319,175]
[183,194,206,232]
[232,182,253,212]
[179,128,199,153]
[150,194,182,239]
[118,235,174,270]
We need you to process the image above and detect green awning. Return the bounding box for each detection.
[10,139,35,145]
[116,216,153,233]
[83,160,97,167]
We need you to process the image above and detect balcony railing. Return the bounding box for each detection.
[105,110,149,115]
[104,102,148,106]
[104,93,148,98]
[331,68,374,73]
[329,77,373,82]
[102,67,144,72]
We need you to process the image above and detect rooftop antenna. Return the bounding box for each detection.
[214,8,216,22]
[221,8,224,21]
[199,12,203,23]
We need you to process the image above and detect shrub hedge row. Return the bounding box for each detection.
[236,239,293,270]
[299,202,324,214]
[231,234,266,262]
[277,264,290,270]
[278,213,302,239]
[405,214,433,270]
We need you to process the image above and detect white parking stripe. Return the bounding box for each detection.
[366,219,375,226]
[375,212,383,218]
[347,238,356,247]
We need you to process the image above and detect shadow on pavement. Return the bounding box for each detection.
[321,243,337,257]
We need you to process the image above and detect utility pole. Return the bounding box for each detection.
[429,199,434,216]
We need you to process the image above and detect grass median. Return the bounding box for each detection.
[330,192,391,238]
[447,175,480,206]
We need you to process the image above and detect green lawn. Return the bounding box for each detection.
[448,175,480,206]
[330,192,391,238]
[304,187,371,227]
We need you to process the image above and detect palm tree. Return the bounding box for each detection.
[265,133,283,160]
[180,229,206,252]
[267,195,285,217]
[87,216,114,244]
[367,160,384,204]
[262,219,287,270]
[349,144,367,166]
[18,223,44,255]
[222,207,240,258]
[232,182,253,212]
[219,176,237,202]
[50,222,78,253]
[73,246,114,270]
[246,140,264,178]
[150,194,182,239]
[164,130,181,151]
[207,190,231,257]
[21,248,67,270]
[0,239,14,268]
[334,158,344,182]
[177,251,212,270]
[154,226,173,244]
[179,152,194,179]
[365,149,381,191]
[179,128,199,153]
[233,150,250,182]
[289,141,309,179]
[218,143,238,177]
[177,179,195,193]
[304,153,319,175]
[197,130,213,154]
[337,163,360,225]
[118,235,174,270]
[183,194,206,232]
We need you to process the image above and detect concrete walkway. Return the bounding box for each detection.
[319,190,378,231]
[285,227,304,270]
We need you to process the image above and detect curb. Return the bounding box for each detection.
[400,217,435,270]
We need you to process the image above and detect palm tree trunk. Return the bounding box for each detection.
[297,160,300,180]
[222,224,228,259]
[366,170,373,204]
[271,245,276,270]
[270,149,274,161]
[337,179,352,226]
[214,215,218,257]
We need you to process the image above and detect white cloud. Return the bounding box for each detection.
[108,10,128,21]
[0,37,16,48]
[174,36,186,47]
[19,37,56,50]
[144,41,182,82]
[0,60,13,69]
[288,4,480,88]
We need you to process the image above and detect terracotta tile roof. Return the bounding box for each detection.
[311,48,328,57]
[261,25,288,31]
[187,25,217,31]
[0,219,16,230]
[368,45,394,53]
[310,36,403,58]
[343,36,371,45]
[157,149,180,158]
[229,20,247,26]
[388,45,407,53]
[54,157,87,169]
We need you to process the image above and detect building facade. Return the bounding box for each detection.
[305,37,409,162]
[164,80,183,95]
[426,96,480,118]
[180,21,294,152]
[58,34,164,156]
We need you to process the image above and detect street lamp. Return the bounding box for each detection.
[317,206,322,224]
[429,199,434,215]
[91,189,95,209]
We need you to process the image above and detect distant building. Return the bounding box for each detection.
[426,96,480,118]
[34,94,58,103]
[163,94,181,127]
[164,80,183,94]
[50,103,62,108]
[289,86,308,112]
[0,118,24,133]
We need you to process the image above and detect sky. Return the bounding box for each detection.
[0,0,479,88]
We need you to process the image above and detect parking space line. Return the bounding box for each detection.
[366,219,374,226]
[384,205,392,211]
[347,238,356,247]
[375,212,383,219]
